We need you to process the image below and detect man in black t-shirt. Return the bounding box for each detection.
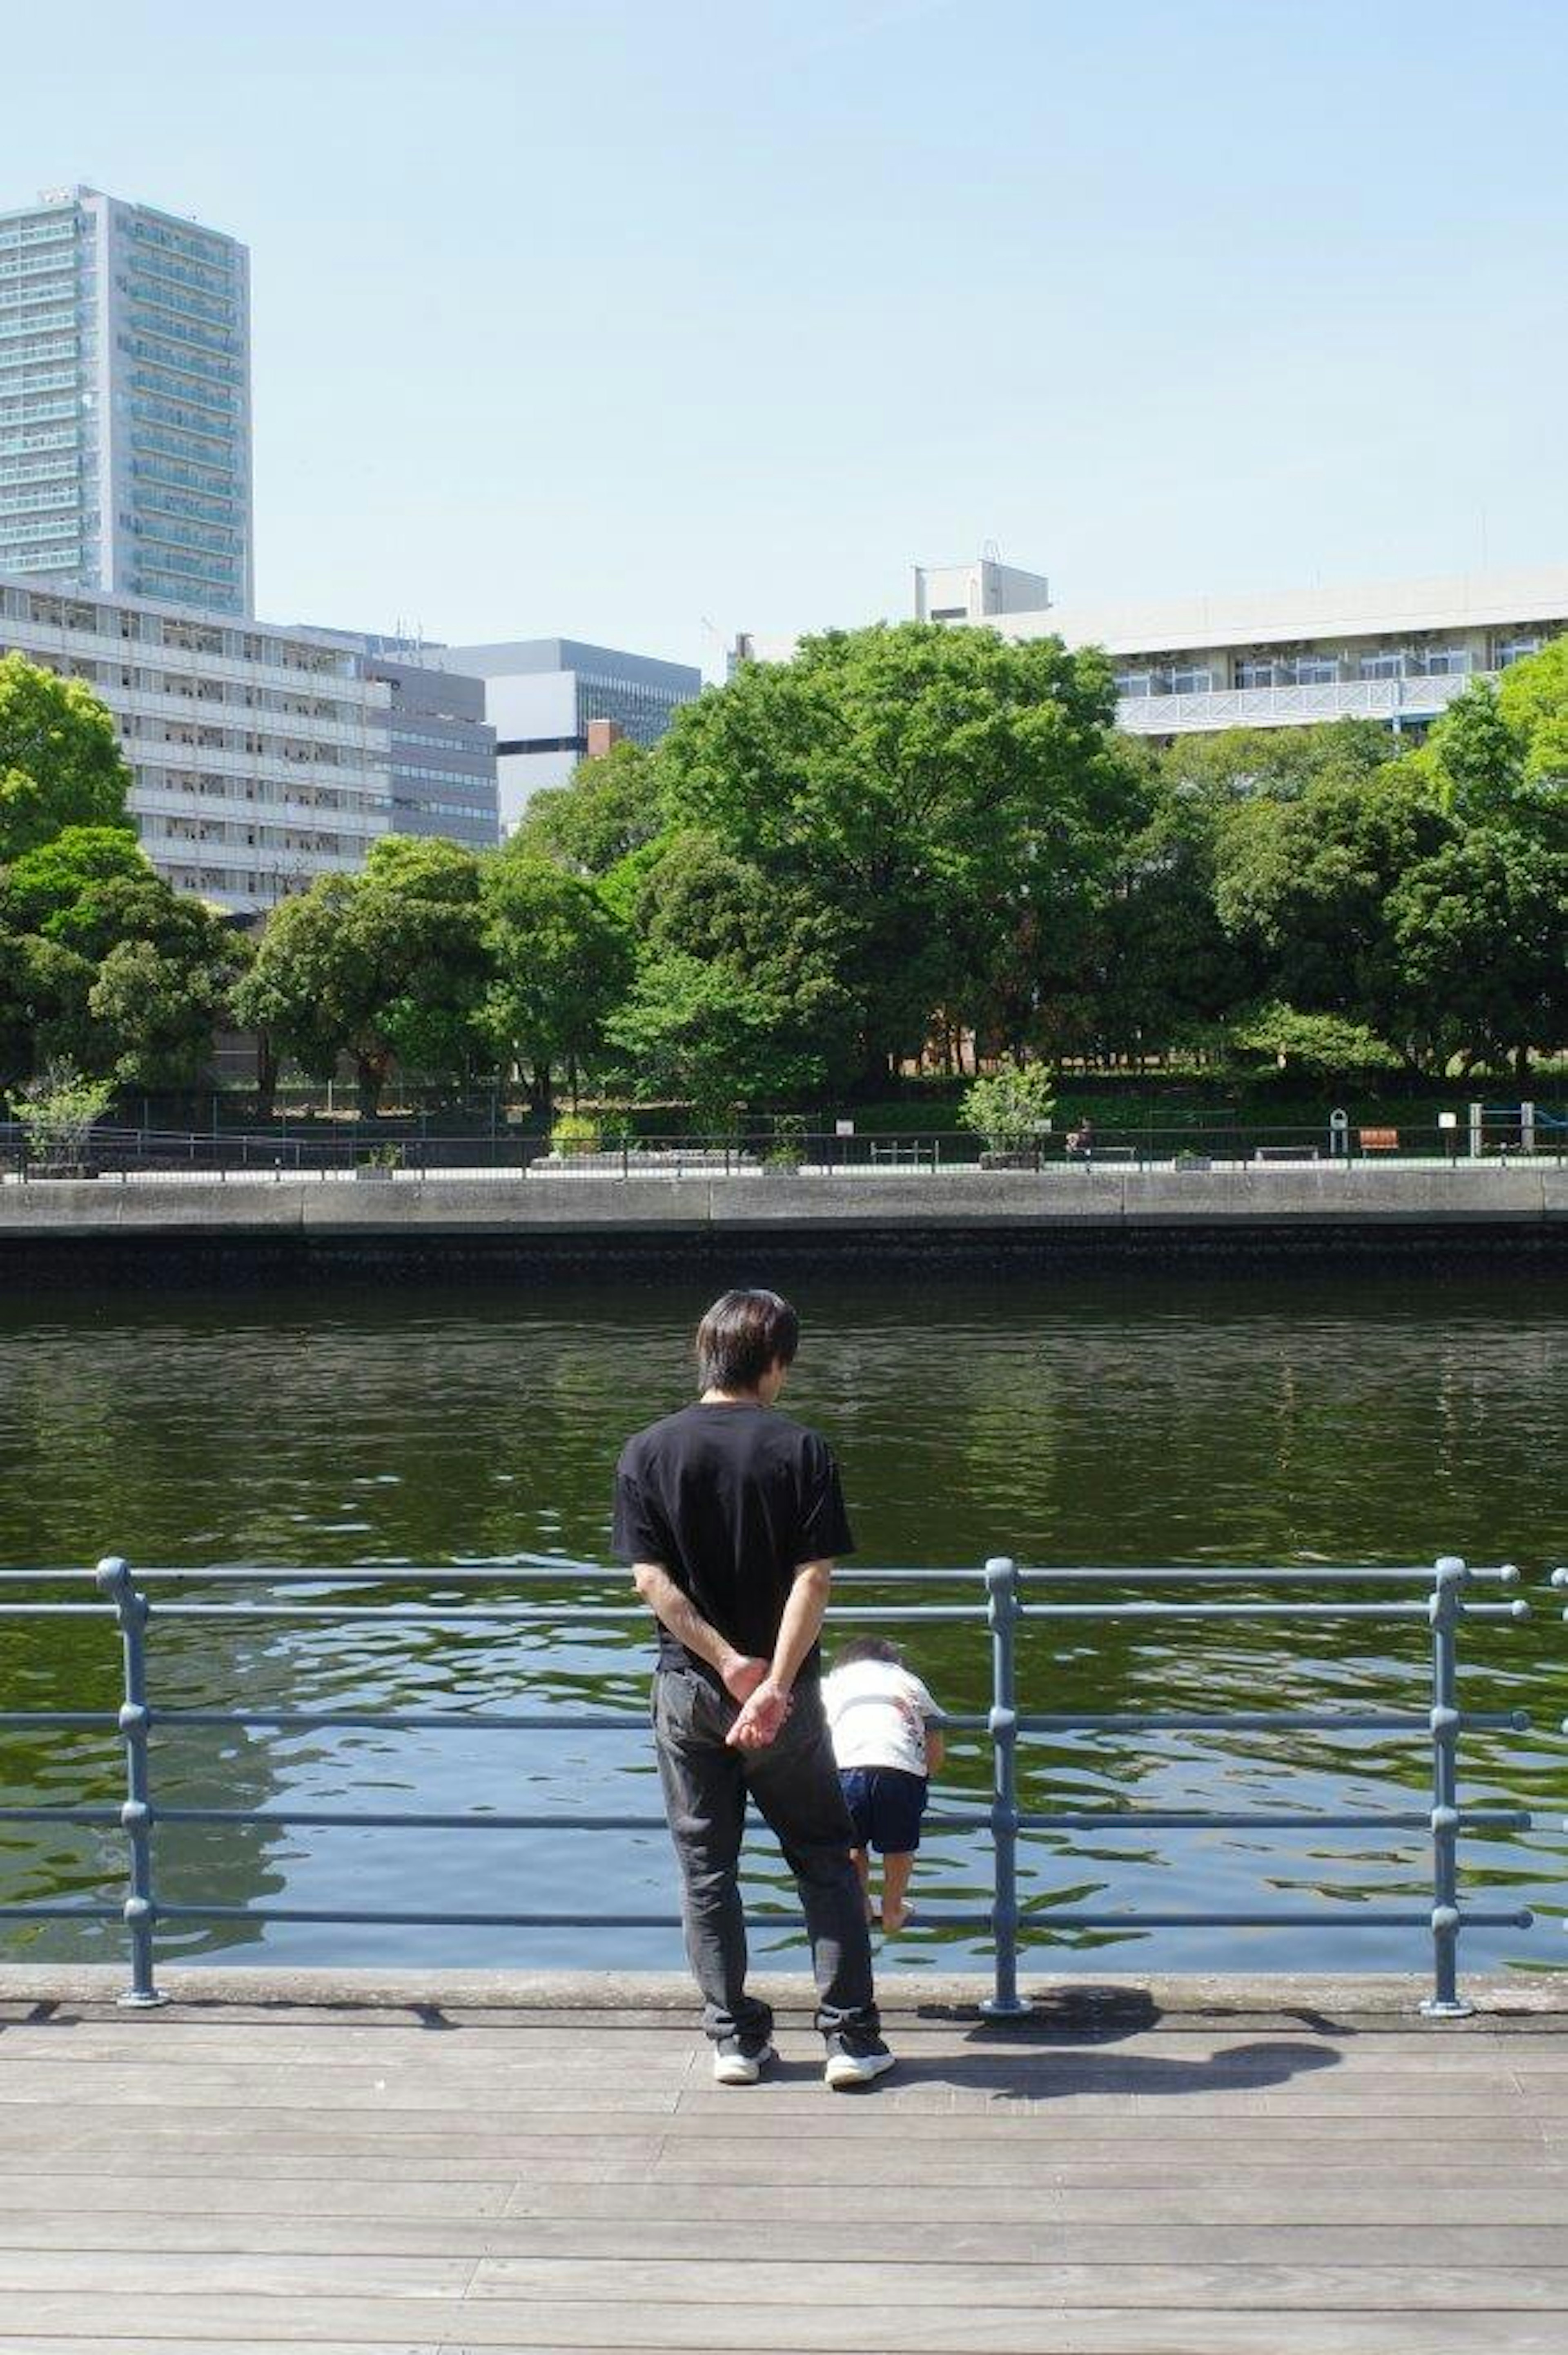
[613,1288,893,2091]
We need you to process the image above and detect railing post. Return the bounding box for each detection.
[95,1555,166,2009]
[981,1554,1029,2018]
[1421,1554,1472,2020]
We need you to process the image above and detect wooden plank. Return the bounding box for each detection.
[3,2211,1562,2272]
[0,2252,474,2298]
[11,2083,1549,2144]
[499,2172,1568,2226]
[0,2063,688,2113]
[0,2176,513,2223]
[7,2296,1566,2353]
[464,2255,1568,2309]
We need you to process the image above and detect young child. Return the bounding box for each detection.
[823,1636,946,1934]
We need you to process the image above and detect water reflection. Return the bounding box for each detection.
[0,1267,1562,1974]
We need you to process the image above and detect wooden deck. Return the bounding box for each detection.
[1,1972,1566,2353]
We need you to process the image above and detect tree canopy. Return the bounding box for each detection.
[0,654,132,863]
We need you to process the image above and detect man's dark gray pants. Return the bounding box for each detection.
[652,1663,879,2045]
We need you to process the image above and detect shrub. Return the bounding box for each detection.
[550,1112,601,1156]
[959,1065,1058,1153]
[9,1059,115,1168]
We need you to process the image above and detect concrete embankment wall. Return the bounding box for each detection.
[0,1163,1564,1285]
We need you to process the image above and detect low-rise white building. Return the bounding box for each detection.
[1,570,395,910]
[914,559,1568,736]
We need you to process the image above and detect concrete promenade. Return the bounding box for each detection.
[0,1967,1565,2353]
[0,1160,1564,1271]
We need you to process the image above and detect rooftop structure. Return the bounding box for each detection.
[433,637,702,832]
[918,559,1568,736]
[0,185,253,618]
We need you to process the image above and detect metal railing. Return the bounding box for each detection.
[0,1557,1541,2017]
[1,1110,1564,1182]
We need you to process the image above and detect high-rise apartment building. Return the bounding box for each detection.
[0,185,253,617]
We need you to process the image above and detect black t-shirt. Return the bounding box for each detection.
[612,1402,855,1679]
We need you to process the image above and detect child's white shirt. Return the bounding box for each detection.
[822,1660,944,1777]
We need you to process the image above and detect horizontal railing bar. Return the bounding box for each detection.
[154,1807,670,1831]
[0,1705,1530,1737]
[144,1708,650,1730]
[129,1600,988,1625]
[1015,1809,1534,1832]
[1019,1566,1523,1584]
[155,1904,693,1928]
[1020,1600,1528,1621]
[0,1713,119,1729]
[1014,1908,1535,1933]
[0,1596,1528,1626]
[1016,1709,1530,1732]
[137,1603,654,1623]
[74,1902,1533,1933]
[0,1806,125,1824]
[0,1563,1523,1588]
[0,1605,118,1619]
[0,1802,1528,1835]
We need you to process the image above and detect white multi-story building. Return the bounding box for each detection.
[433,637,702,832]
[0,185,253,618]
[914,559,1568,737]
[1,571,394,910]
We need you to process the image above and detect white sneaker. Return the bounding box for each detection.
[823,2032,896,2090]
[713,2035,776,2085]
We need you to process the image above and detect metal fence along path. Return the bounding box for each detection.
[0,1556,1546,2015]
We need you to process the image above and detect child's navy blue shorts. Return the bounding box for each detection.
[839,1766,928,1854]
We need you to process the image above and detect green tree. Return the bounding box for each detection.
[0,825,240,1087]
[359,836,490,1087]
[1386,830,1568,1079]
[0,655,131,862]
[1496,636,1568,791]
[86,928,240,1089]
[510,739,666,876]
[233,839,488,1116]
[1160,718,1392,804]
[1229,1003,1399,1084]
[481,849,633,1112]
[3,825,149,936]
[606,830,855,1116]
[1082,762,1256,1066]
[1212,761,1454,1061]
[657,622,1137,1085]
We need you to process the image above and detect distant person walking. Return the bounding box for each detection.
[613,1288,893,2090]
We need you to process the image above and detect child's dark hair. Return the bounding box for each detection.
[833,1636,903,1668]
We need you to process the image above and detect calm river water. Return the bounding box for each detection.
[0,1264,1563,1979]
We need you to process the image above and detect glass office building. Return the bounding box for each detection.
[0,185,252,618]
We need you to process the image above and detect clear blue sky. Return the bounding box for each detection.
[9,0,1566,671]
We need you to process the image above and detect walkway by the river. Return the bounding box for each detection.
[1,1971,1565,2353]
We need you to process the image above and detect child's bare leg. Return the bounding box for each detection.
[881,1851,915,1932]
[851,1846,875,1922]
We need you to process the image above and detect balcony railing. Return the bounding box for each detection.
[1117,673,1492,734]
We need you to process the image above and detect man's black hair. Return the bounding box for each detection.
[694,1289,800,1395]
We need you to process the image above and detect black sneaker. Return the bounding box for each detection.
[823,2030,895,2090]
[712,2034,776,2086]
